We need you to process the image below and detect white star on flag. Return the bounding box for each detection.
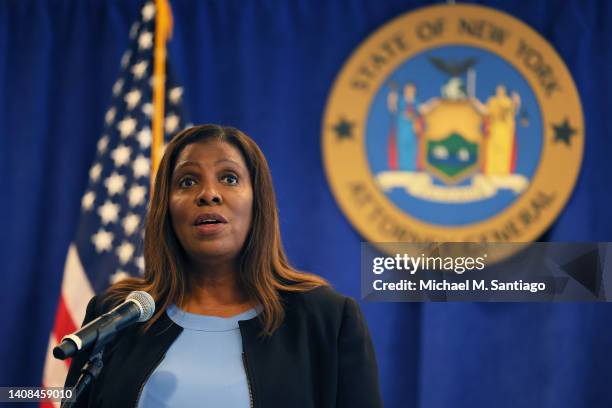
[105,107,116,125]
[117,241,135,264]
[132,155,150,178]
[125,89,142,110]
[97,200,120,224]
[97,135,109,153]
[165,114,179,134]
[138,31,153,50]
[128,185,147,207]
[111,145,132,167]
[129,22,140,39]
[118,117,137,138]
[137,127,152,148]
[82,191,96,211]
[89,163,102,182]
[169,87,183,103]
[91,229,114,252]
[142,103,153,118]
[104,172,127,196]
[121,50,132,68]
[132,60,149,80]
[110,270,131,284]
[142,3,155,22]
[113,79,124,96]
[122,213,141,236]
[136,256,145,273]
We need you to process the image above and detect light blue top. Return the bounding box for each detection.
[136,304,259,408]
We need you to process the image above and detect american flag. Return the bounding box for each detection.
[41,1,188,404]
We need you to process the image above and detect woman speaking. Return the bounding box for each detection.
[65,124,383,407]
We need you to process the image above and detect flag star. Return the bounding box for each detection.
[133,154,150,178]
[105,172,126,196]
[97,135,109,153]
[81,190,96,211]
[122,213,141,236]
[91,229,114,252]
[128,185,147,207]
[89,162,103,182]
[110,270,131,284]
[137,127,152,148]
[142,3,156,21]
[112,79,124,96]
[165,114,179,134]
[169,87,183,104]
[124,89,142,110]
[138,31,153,50]
[129,22,140,39]
[111,145,132,167]
[117,241,135,264]
[98,200,120,224]
[132,60,149,80]
[118,117,137,138]
[142,103,153,118]
[121,50,132,68]
[105,107,116,125]
[136,256,145,273]
[149,75,158,88]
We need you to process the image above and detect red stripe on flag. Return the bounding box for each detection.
[53,296,77,344]
[52,296,77,369]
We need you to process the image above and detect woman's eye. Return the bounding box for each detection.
[221,174,238,185]
[178,177,197,188]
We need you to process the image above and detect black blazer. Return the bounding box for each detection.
[65,286,383,407]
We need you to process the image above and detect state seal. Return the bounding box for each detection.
[322,4,583,248]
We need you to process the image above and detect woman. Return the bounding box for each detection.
[65,124,383,407]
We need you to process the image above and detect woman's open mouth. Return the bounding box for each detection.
[193,213,228,235]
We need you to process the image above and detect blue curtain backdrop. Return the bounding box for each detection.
[1,0,611,407]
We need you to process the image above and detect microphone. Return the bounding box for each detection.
[53,291,155,360]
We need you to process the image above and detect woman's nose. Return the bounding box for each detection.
[196,182,222,206]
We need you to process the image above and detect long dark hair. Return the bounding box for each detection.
[102,124,327,334]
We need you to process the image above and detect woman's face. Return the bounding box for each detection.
[169,140,253,265]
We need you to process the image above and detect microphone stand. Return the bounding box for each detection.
[61,350,104,408]
[61,320,117,408]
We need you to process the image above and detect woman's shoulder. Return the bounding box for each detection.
[279,286,372,345]
[281,285,356,320]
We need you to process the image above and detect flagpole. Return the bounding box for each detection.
[151,0,173,191]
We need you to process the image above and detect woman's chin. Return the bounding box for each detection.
[187,243,240,264]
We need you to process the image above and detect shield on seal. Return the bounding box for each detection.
[421,99,484,185]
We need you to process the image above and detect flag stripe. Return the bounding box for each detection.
[52,296,78,345]
[40,399,59,408]
[61,244,94,325]
[42,335,68,393]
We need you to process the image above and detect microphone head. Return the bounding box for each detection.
[126,291,155,322]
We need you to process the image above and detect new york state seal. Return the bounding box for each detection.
[322,4,583,248]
